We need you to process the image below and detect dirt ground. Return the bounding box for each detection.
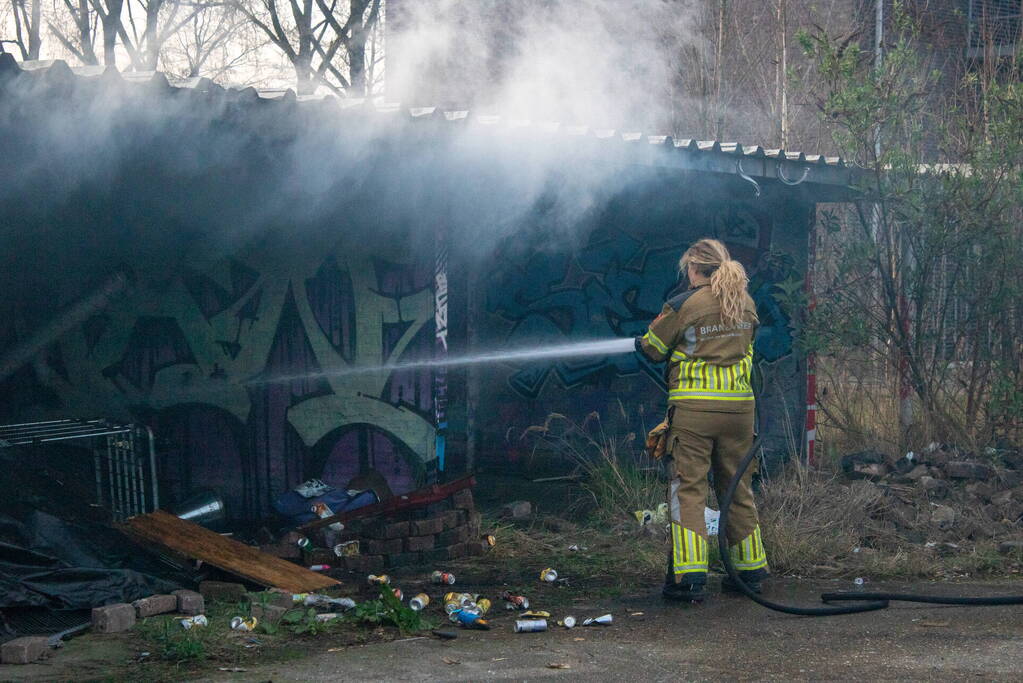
[227,578,1023,682]
[5,577,1023,682]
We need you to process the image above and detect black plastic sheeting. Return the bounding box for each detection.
[0,508,188,609]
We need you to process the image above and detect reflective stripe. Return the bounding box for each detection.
[669,390,755,400]
[729,525,769,571]
[672,525,709,576]
[669,343,754,402]
[644,330,668,354]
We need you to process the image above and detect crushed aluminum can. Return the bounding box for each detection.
[179,615,208,630]
[314,612,342,623]
[392,588,403,601]
[292,593,310,604]
[582,614,613,626]
[333,541,360,557]
[431,570,456,585]
[444,599,462,615]
[308,564,331,572]
[409,594,430,611]
[303,594,355,610]
[514,619,548,633]
[443,592,458,603]
[311,502,343,532]
[296,536,313,551]
[501,591,529,610]
[484,534,497,548]
[368,574,390,585]
[476,598,492,614]
[230,616,258,632]
[568,544,580,552]
[453,609,489,629]
[521,610,551,618]
[558,616,577,629]
[540,568,558,582]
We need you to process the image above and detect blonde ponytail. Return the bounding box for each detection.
[679,238,750,327]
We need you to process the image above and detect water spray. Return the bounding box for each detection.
[247,337,636,386]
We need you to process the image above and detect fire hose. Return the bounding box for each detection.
[716,420,1023,616]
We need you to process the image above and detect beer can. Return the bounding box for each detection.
[484,534,497,548]
[514,619,548,633]
[368,574,390,585]
[230,616,258,632]
[502,593,529,610]
[296,536,313,550]
[443,592,458,603]
[392,588,403,601]
[409,594,430,611]
[314,612,341,622]
[179,615,208,630]
[540,567,558,582]
[444,599,461,615]
[559,616,577,629]
[308,564,330,571]
[333,541,359,557]
[476,598,492,614]
[291,593,310,603]
[582,613,613,626]
[431,570,456,585]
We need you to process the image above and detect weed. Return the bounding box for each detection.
[347,586,431,635]
[522,411,663,523]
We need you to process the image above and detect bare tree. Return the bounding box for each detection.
[2,0,43,59]
[231,0,379,95]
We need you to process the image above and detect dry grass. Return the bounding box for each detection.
[758,459,1022,580]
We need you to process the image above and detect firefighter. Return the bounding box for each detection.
[636,238,768,602]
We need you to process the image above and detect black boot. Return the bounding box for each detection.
[721,569,768,594]
[663,569,707,602]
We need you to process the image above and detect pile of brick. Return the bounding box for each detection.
[841,444,1023,547]
[1,590,204,665]
[300,487,485,572]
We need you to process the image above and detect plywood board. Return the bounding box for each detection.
[123,510,339,593]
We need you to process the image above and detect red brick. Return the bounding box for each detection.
[406,534,436,552]
[410,517,445,536]
[92,603,136,633]
[132,594,178,618]
[1,636,49,664]
[467,512,482,537]
[366,538,404,555]
[438,525,469,546]
[443,542,469,559]
[386,552,423,567]
[451,489,475,510]
[251,604,288,622]
[440,510,461,530]
[365,520,410,540]
[172,589,204,615]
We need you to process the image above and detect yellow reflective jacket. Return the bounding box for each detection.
[638,284,758,413]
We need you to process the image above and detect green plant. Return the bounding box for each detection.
[280,607,334,636]
[142,619,208,662]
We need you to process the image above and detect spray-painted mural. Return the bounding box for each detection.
[1,240,439,519]
[476,197,809,467]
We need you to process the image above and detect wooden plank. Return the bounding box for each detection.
[299,475,476,533]
[123,510,339,593]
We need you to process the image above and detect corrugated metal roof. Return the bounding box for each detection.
[0,55,860,192]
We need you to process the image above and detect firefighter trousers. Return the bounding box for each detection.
[667,406,768,585]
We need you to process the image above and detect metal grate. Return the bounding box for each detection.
[0,419,159,521]
[0,608,91,645]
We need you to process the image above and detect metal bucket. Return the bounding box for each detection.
[172,489,226,526]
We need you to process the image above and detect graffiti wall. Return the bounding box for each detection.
[474,182,812,470]
[0,233,440,519]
